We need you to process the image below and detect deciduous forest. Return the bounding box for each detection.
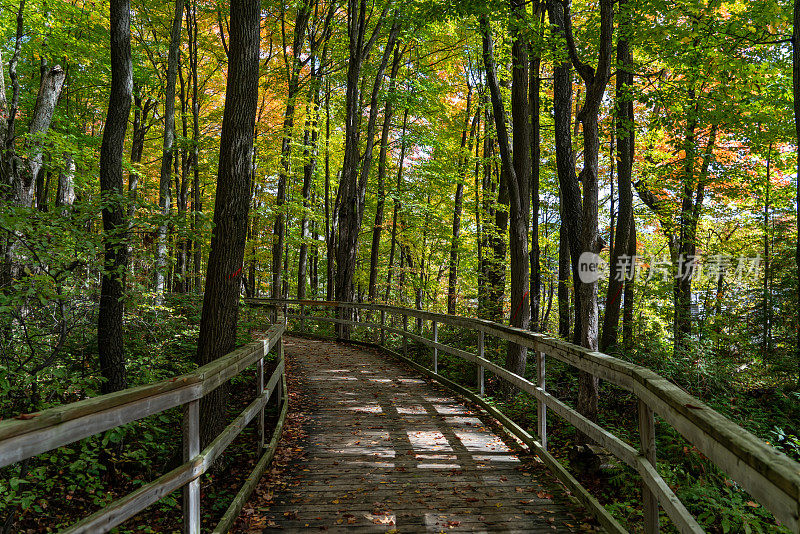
[1,0,800,531]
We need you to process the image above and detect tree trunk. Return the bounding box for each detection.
[447,82,473,314]
[558,206,570,339]
[481,11,530,382]
[547,0,582,342]
[368,45,402,302]
[530,4,543,331]
[795,0,800,387]
[335,11,397,326]
[55,155,75,208]
[196,0,259,446]
[98,0,133,394]
[155,0,184,298]
[273,0,311,299]
[600,0,634,353]
[385,108,409,303]
[554,0,614,424]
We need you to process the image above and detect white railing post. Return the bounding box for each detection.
[275,339,284,407]
[403,314,409,358]
[477,330,484,397]
[182,399,200,534]
[433,321,438,374]
[639,400,659,534]
[537,351,547,450]
[258,345,265,449]
[380,309,386,345]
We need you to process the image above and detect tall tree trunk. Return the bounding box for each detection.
[600,0,634,352]
[554,0,614,423]
[189,0,202,292]
[368,45,402,302]
[55,155,75,208]
[481,10,530,381]
[558,207,570,339]
[98,0,133,394]
[196,0,259,446]
[447,81,473,314]
[324,79,335,301]
[547,0,582,342]
[795,0,800,387]
[155,0,184,298]
[335,10,397,325]
[298,54,324,299]
[273,0,311,298]
[385,107,409,303]
[530,3,543,331]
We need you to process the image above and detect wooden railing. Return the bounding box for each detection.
[251,298,800,534]
[0,323,287,533]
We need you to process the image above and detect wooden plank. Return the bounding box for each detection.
[212,371,289,534]
[0,382,202,468]
[260,300,800,531]
[635,456,703,534]
[183,399,200,534]
[537,351,546,450]
[477,331,484,397]
[638,400,659,534]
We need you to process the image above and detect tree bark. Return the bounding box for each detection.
[447,81,473,315]
[385,107,409,303]
[547,0,582,342]
[155,0,184,298]
[196,0,259,446]
[334,9,396,328]
[555,0,614,423]
[530,3,544,331]
[273,0,312,299]
[600,0,634,353]
[98,0,133,394]
[481,11,530,382]
[795,0,800,386]
[369,44,402,302]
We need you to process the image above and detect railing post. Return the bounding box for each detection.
[258,344,265,449]
[537,351,547,450]
[182,399,200,534]
[380,309,385,345]
[275,338,284,407]
[433,321,438,374]
[638,400,659,534]
[403,314,409,358]
[477,330,484,397]
[300,303,305,333]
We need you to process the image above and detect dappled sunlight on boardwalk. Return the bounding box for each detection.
[255,337,600,533]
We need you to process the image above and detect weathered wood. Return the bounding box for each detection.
[183,399,200,534]
[635,455,702,534]
[259,298,800,532]
[433,320,438,374]
[639,400,659,534]
[403,314,409,358]
[537,351,546,450]
[213,373,289,534]
[258,356,265,448]
[380,309,386,344]
[477,330,484,396]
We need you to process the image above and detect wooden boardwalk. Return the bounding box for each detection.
[255,337,600,533]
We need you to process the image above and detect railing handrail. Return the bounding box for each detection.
[251,297,800,534]
[0,322,287,533]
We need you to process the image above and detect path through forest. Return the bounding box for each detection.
[240,337,601,532]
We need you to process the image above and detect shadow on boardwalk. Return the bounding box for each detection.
[241,336,601,533]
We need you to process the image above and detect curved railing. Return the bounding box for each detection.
[0,323,287,533]
[250,298,800,534]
